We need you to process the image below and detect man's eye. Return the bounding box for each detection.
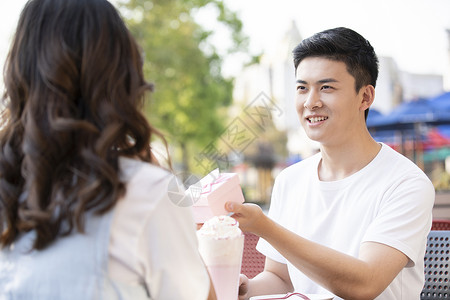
[321,85,332,90]
[296,86,306,91]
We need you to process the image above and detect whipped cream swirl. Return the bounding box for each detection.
[197,215,242,239]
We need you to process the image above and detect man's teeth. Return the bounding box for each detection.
[309,117,328,123]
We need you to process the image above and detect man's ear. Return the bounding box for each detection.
[360,85,375,112]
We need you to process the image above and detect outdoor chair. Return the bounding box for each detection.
[241,232,266,279]
[432,219,450,230]
[420,230,450,299]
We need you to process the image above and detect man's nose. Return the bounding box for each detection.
[303,90,322,110]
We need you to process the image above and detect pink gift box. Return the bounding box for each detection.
[190,170,245,223]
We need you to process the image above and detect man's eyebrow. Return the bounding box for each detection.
[296,78,338,84]
[318,78,338,84]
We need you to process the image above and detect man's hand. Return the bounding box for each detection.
[225,202,268,235]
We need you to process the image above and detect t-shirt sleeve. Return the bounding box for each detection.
[256,174,288,264]
[362,173,435,267]
[138,191,210,300]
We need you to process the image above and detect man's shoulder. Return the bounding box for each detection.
[379,144,427,175]
[375,144,433,193]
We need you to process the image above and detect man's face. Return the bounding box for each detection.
[295,57,367,147]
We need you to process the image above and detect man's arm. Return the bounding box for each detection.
[227,203,409,300]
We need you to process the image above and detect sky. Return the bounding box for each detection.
[1,0,450,90]
[220,0,450,78]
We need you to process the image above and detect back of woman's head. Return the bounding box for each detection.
[0,0,156,249]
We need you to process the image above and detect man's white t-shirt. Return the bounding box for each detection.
[257,143,435,300]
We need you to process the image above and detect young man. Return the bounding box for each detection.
[226,27,435,300]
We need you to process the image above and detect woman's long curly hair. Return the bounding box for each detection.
[0,0,163,250]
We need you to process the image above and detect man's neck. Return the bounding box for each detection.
[318,135,381,181]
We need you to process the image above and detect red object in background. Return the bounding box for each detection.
[431,219,450,230]
[423,128,450,150]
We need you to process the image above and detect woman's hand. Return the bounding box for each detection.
[238,274,250,300]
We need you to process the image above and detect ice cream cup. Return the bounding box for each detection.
[197,216,244,300]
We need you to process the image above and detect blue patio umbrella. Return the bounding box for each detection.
[389,98,434,120]
[367,95,450,165]
[367,100,440,162]
[367,98,450,131]
[366,108,390,128]
[366,108,383,122]
[429,91,450,111]
[366,109,398,143]
[428,92,450,125]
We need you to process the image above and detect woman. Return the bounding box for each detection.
[0,0,215,299]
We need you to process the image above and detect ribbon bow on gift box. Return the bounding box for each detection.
[201,173,234,194]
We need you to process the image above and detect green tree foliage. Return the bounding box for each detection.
[116,0,248,173]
